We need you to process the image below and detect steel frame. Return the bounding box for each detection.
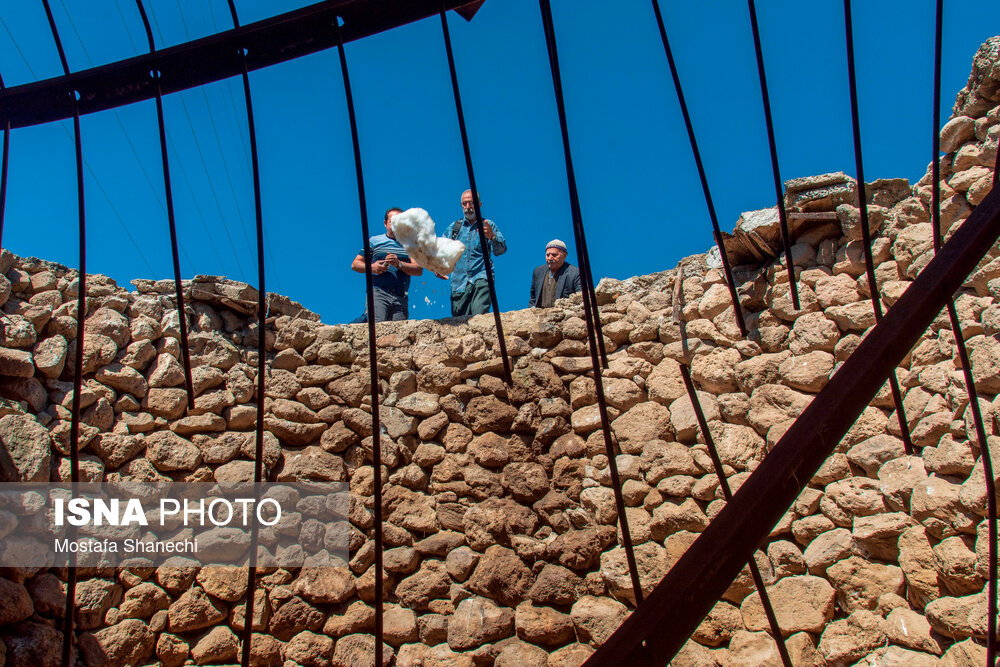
[0,0,484,129]
[586,184,1000,665]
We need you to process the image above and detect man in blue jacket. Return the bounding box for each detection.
[442,190,507,317]
[529,239,582,308]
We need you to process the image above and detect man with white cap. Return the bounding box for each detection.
[529,239,582,308]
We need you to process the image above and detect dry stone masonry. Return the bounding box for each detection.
[2,35,1000,667]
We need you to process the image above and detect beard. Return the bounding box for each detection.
[463,209,476,222]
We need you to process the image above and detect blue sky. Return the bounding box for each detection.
[0,0,998,324]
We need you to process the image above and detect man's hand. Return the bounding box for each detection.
[434,271,448,280]
[482,222,495,240]
[384,253,401,267]
[371,260,388,275]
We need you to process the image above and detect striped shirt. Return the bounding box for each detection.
[362,234,411,297]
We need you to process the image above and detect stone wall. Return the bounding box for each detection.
[2,37,1000,667]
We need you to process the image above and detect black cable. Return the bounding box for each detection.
[842,0,914,455]
[746,0,799,310]
[40,4,82,666]
[679,363,792,667]
[438,3,512,384]
[928,2,996,661]
[0,71,9,249]
[333,16,385,666]
[537,0,642,603]
[145,2,247,279]
[224,5,270,666]
[135,0,195,410]
[534,0,609,368]
[649,0,747,337]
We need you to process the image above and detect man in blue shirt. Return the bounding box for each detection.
[351,207,424,322]
[441,190,507,317]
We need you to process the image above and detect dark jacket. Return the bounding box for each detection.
[529,262,582,307]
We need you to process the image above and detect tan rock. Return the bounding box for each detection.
[740,574,835,635]
[884,607,944,655]
[191,625,239,665]
[611,401,673,454]
[89,618,155,666]
[827,556,905,612]
[570,595,630,646]
[778,350,834,392]
[447,595,515,651]
[817,609,887,665]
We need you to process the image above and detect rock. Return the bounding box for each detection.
[268,596,324,640]
[668,391,719,443]
[570,595,630,646]
[447,596,515,651]
[119,582,170,618]
[332,634,394,667]
[294,566,355,605]
[912,476,974,539]
[167,585,226,633]
[847,434,906,477]
[463,497,538,551]
[884,607,944,655]
[852,512,913,561]
[465,395,517,434]
[89,618,155,666]
[144,430,202,471]
[2,622,62,667]
[747,384,811,435]
[0,578,32,624]
[820,477,888,527]
[611,401,673,454]
[547,643,595,667]
[0,347,34,378]
[495,639,549,667]
[0,414,51,482]
[826,556,905,612]
[740,574,834,635]
[925,593,982,640]
[277,445,346,482]
[191,625,239,665]
[778,351,834,393]
[600,542,670,604]
[817,609,887,665]
[514,601,574,646]
[396,560,450,610]
[467,545,534,607]
[803,528,852,575]
[33,335,67,378]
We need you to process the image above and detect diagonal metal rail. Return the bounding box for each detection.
[0,0,486,129]
[586,183,1000,665]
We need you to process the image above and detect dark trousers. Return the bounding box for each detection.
[451,279,492,317]
[372,289,408,322]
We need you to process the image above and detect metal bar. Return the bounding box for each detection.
[842,0,914,454]
[0,0,485,129]
[219,3,272,666]
[41,3,82,665]
[334,17,385,666]
[576,231,609,367]
[0,71,8,249]
[650,0,747,337]
[537,0,641,603]
[585,184,1000,666]
[746,0,799,311]
[928,3,996,660]
[438,4,512,385]
[678,363,791,666]
[135,0,195,411]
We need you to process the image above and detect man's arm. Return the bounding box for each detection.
[486,220,507,255]
[352,254,387,275]
[396,257,423,276]
[570,265,582,293]
[529,267,538,307]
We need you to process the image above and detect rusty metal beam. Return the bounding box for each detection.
[585,183,1000,666]
[0,0,484,129]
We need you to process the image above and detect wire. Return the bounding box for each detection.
[147,2,247,277]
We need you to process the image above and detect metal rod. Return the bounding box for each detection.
[0,71,8,249]
[0,0,486,130]
[585,184,1000,665]
[134,0,195,411]
[221,3,271,665]
[928,3,996,660]
[649,0,747,337]
[537,0,641,603]
[437,4,513,384]
[842,0,913,454]
[746,0,799,310]
[536,0,611,372]
[334,17,385,666]
[678,363,791,667]
[41,3,82,665]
